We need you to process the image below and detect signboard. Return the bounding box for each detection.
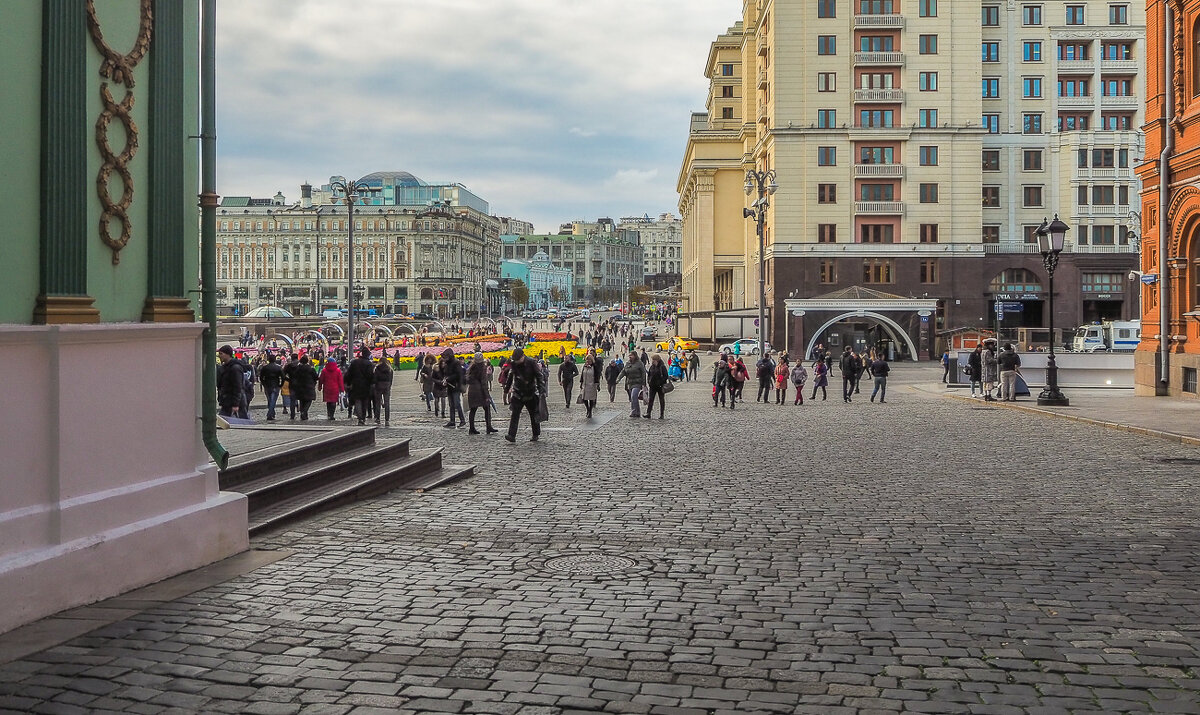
[1141,273,1159,285]
[994,293,1041,301]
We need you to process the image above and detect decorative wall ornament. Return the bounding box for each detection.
[1172,0,1186,126]
[86,0,153,264]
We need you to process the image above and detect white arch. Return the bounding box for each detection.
[805,311,920,362]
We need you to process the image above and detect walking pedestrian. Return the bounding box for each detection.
[466,352,497,434]
[621,352,648,418]
[811,359,828,401]
[756,352,776,402]
[442,348,466,428]
[998,343,1022,401]
[645,354,668,419]
[580,351,601,418]
[982,341,999,401]
[372,353,393,426]
[258,352,283,421]
[558,354,578,409]
[730,357,748,406]
[774,356,789,405]
[869,352,890,403]
[840,347,858,403]
[790,361,807,405]
[291,356,318,420]
[712,355,731,408]
[419,354,436,412]
[967,345,983,397]
[216,345,244,419]
[317,359,344,420]
[503,348,542,443]
[940,350,951,383]
[344,347,375,426]
[604,356,622,402]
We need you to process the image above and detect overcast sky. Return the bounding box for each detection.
[216,0,736,233]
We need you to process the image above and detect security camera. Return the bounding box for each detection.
[1128,270,1138,280]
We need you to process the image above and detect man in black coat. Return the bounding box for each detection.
[839,347,859,403]
[503,348,542,443]
[258,353,284,421]
[290,357,319,420]
[216,345,244,418]
[604,358,622,402]
[755,353,776,402]
[282,353,299,419]
[372,355,394,426]
[558,355,579,409]
[343,348,376,426]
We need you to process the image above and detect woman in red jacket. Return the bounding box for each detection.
[317,359,344,420]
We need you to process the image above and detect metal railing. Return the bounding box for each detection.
[854,51,905,66]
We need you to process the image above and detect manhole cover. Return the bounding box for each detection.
[1152,457,1200,465]
[543,554,638,575]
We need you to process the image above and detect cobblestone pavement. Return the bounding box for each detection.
[4,364,1200,714]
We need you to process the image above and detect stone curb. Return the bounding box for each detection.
[945,392,1200,447]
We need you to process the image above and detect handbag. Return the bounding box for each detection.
[662,381,675,394]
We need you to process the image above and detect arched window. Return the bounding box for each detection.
[988,268,1043,293]
[1191,230,1200,310]
[421,288,433,300]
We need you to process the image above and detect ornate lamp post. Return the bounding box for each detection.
[744,168,778,353]
[329,177,369,353]
[1035,214,1070,406]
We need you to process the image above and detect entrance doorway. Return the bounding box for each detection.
[807,312,917,361]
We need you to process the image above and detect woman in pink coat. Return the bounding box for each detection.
[317,359,344,420]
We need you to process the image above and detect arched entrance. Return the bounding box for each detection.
[805,311,920,362]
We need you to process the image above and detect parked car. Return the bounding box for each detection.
[655,336,699,352]
[639,325,658,341]
[321,308,346,320]
[718,338,765,355]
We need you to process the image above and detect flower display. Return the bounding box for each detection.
[530,332,569,341]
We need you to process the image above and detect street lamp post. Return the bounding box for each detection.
[330,177,369,354]
[1035,215,1070,407]
[744,168,778,352]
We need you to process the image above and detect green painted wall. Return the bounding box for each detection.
[0,2,43,324]
[183,2,200,317]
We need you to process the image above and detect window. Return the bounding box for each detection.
[1093,225,1116,244]
[1023,186,1043,207]
[1119,185,1130,204]
[1092,185,1115,205]
[1023,150,1043,171]
[1023,113,1043,134]
[1109,5,1128,24]
[983,114,1000,133]
[1060,42,1090,60]
[983,186,1001,207]
[864,258,895,283]
[920,224,939,243]
[1092,148,1115,167]
[982,42,1000,63]
[861,224,895,243]
[818,147,837,166]
[818,224,837,243]
[1023,42,1042,62]
[818,184,837,203]
[920,72,938,91]
[1119,149,1130,167]
[1058,78,1089,97]
[859,109,895,127]
[819,260,837,283]
[919,35,938,54]
[991,268,1043,291]
[1023,5,1042,25]
[1023,225,1041,244]
[721,85,734,98]
[860,184,895,201]
[1078,185,1089,205]
[721,107,734,119]
[818,72,836,91]
[818,36,836,55]
[919,146,939,166]
[859,1,894,14]
[982,225,1001,244]
[860,146,895,164]
[982,150,1000,171]
[1082,273,1123,292]
[1102,113,1134,130]
[920,259,940,284]
[721,64,734,76]
[818,109,837,128]
[982,6,1000,26]
[1077,226,1089,244]
[1059,113,1090,131]
[919,109,938,127]
[1184,368,1198,395]
[818,0,836,17]
[860,72,894,89]
[919,0,936,17]
[920,183,939,203]
[1023,77,1043,98]
[1066,5,1084,24]
[1103,42,1132,60]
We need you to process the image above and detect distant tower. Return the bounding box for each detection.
[300,182,312,208]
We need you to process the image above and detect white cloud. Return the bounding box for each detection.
[215,0,734,232]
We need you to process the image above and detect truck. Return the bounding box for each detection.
[1072,320,1140,352]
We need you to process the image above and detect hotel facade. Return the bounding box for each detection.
[679,0,1143,359]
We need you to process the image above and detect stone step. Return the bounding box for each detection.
[246,448,448,534]
[237,439,412,514]
[220,428,377,490]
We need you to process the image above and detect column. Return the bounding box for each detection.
[34,0,100,324]
[143,0,194,321]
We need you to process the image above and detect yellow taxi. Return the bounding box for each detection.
[655,335,699,352]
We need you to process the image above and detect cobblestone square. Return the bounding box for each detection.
[2,365,1199,714]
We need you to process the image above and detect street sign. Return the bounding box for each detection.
[1141,273,1159,285]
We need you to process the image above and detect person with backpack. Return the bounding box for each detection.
[789,361,808,405]
[502,348,542,443]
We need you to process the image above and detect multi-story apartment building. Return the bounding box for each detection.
[1137,0,1200,398]
[620,213,683,291]
[499,232,644,304]
[216,172,504,319]
[500,254,574,311]
[679,1,1142,359]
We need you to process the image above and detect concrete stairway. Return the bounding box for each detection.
[219,429,472,534]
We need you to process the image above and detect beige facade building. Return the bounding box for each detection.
[680,1,1142,358]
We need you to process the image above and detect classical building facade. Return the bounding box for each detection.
[1137,0,1200,398]
[499,232,644,304]
[500,254,574,310]
[679,1,1142,359]
[621,213,683,291]
[0,2,246,634]
[216,172,503,319]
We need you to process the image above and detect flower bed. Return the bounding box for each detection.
[530,332,569,341]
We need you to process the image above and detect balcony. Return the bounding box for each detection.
[1057,95,1094,108]
[1101,94,1140,109]
[758,101,769,123]
[758,68,768,89]
[1072,242,1137,253]
[983,243,1040,254]
[1078,167,1118,180]
[854,201,905,215]
[1101,59,1138,72]
[854,88,905,103]
[1078,204,1131,217]
[854,51,905,66]
[854,164,905,179]
[1058,59,1094,73]
[854,14,904,28]
[758,36,768,56]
